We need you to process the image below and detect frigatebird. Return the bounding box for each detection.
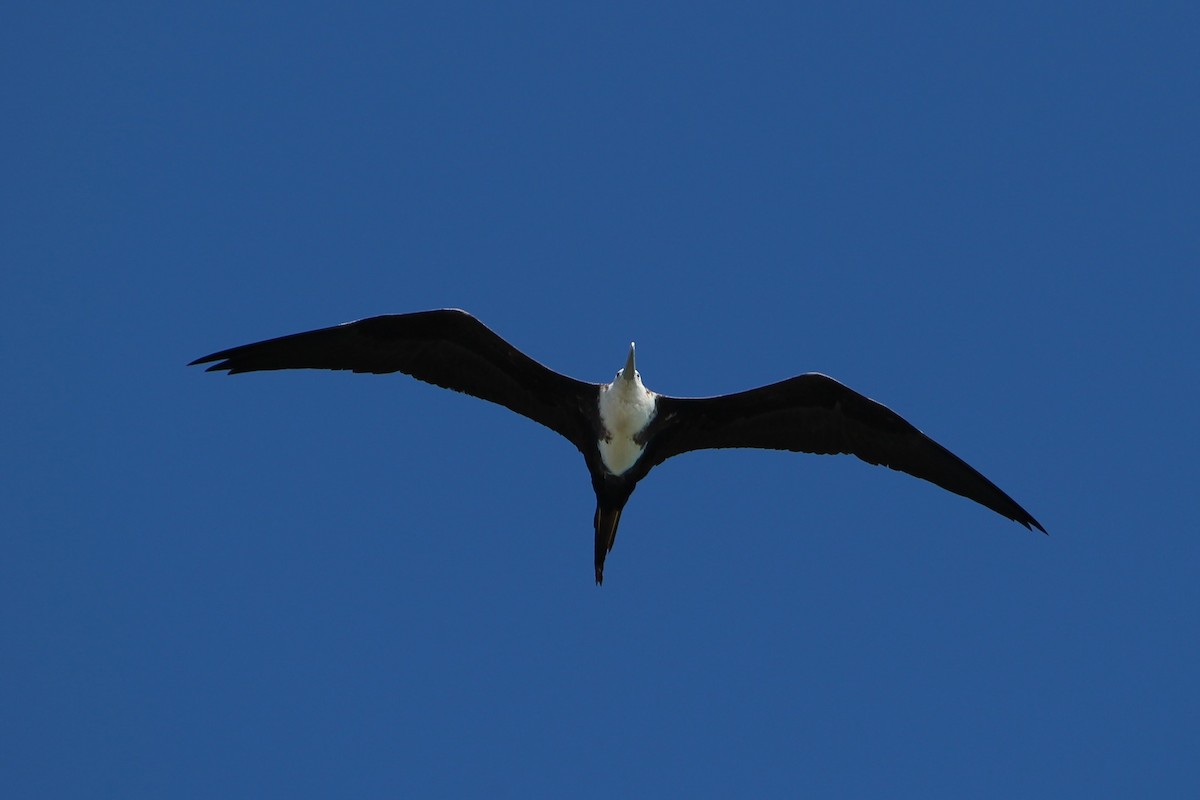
[190,308,1045,583]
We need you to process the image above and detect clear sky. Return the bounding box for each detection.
[4,2,1197,797]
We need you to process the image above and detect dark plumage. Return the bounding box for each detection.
[191,309,1045,583]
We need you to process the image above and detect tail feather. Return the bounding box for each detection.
[593,504,623,585]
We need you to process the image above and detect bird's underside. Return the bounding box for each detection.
[191,308,1045,584]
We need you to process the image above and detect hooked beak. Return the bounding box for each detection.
[622,342,636,381]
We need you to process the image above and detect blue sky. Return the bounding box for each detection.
[3,2,1197,797]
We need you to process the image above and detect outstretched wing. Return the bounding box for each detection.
[190,309,598,449]
[644,373,1044,532]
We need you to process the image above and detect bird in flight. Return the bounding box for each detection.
[190,309,1045,583]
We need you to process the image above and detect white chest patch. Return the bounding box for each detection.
[597,379,657,475]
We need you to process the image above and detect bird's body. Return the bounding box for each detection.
[597,354,656,476]
[191,308,1045,583]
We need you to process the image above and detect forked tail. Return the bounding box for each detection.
[593,503,624,585]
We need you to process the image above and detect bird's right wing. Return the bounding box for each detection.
[190,309,598,449]
[644,373,1044,532]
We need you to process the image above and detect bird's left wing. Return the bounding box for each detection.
[643,373,1044,532]
[190,309,598,449]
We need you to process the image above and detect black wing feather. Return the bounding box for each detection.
[190,309,597,449]
[645,373,1044,532]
